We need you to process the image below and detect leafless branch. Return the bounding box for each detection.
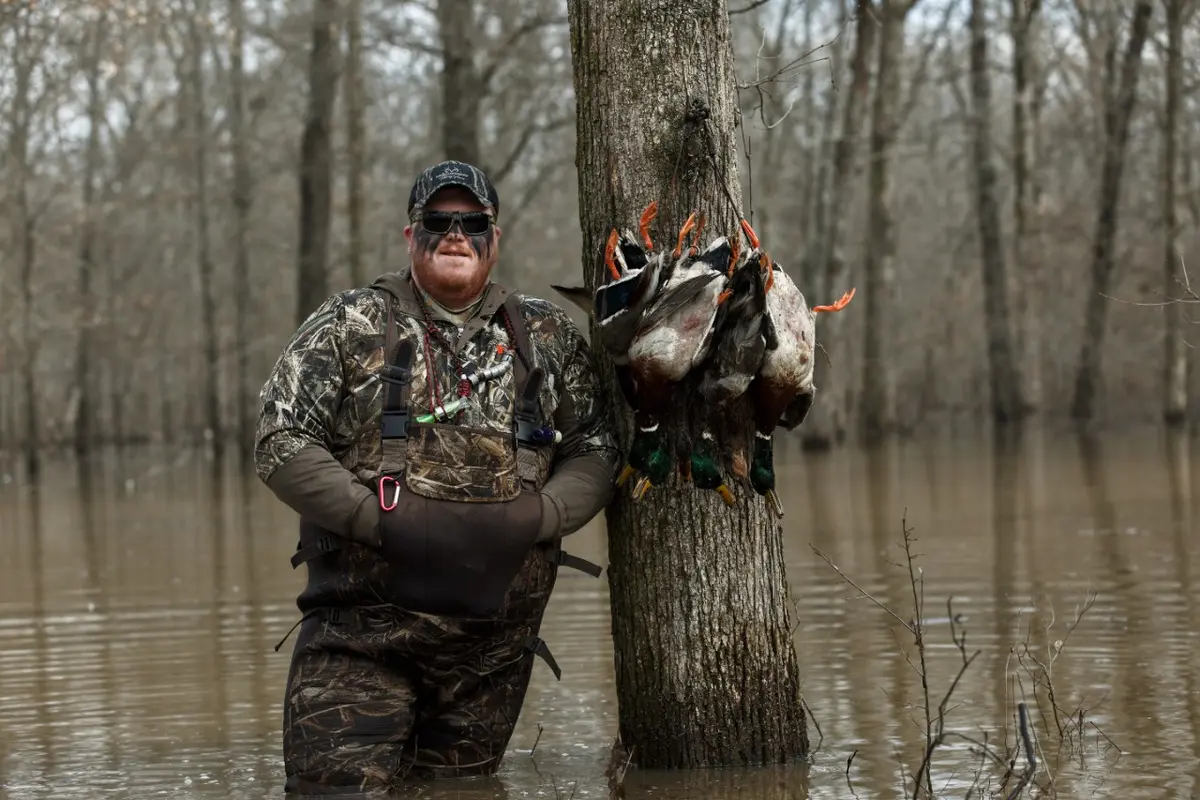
[480,14,568,88]
[490,114,573,185]
[730,0,773,14]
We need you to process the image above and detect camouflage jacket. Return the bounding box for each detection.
[254,269,620,546]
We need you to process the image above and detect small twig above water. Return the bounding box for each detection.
[845,749,860,799]
[528,723,544,758]
[803,695,825,753]
[809,544,912,631]
[1004,703,1037,800]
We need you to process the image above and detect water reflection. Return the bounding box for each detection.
[1,429,1199,799]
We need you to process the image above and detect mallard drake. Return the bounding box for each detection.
[698,244,774,408]
[748,251,855,518]
[671,240,774,507]
[552,203,667,365]
[619,213,732,500]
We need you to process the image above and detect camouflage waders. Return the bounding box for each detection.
[280,286,604,795]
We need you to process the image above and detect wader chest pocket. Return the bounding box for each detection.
[404,421,520,503]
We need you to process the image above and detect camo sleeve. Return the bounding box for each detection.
[554,319,620,464]
[534,315,621,539]
[254,294,350,482]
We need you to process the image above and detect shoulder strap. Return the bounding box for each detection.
[501,294,549,443]
[502,293,534,377]
[378,291,413,439]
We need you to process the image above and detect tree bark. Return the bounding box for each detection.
[968,0,1023,424]
[438,0,481,165]
[229,0,254,459]
[187,0,222,456]
[1010,0,1042,415]
[568,0,808,769]
[344,0,368,287]
[75,13,107,457]
[802,0,875,449]
[297,0,340,325]
[1162,0,1187,425]
[1069,0,1153,423]
[859,0,916,442]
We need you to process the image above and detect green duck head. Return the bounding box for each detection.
[689,435,736,505]
[628,426,672,486]
[750,435,775,496]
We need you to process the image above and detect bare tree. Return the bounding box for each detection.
[75,12,108,456]
[968,0,1023,424]
[1162,0,1188,424]
[742,0,801,246]
[438,0,481,164]
[185,0,222,454]
[344,0,368,287]
[1010,0,1043,416]
[229,0,255,457]
[1070,0,1154,423]
[803,0,875,449]
[9,7,42,477]
[568,0,809,769]
[297,0,340,326]
[860,0,923,442]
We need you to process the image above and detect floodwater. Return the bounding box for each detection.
[1,426,1198,799]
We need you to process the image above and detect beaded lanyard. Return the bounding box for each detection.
[411,279,517,421]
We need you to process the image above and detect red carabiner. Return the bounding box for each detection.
[379,476,401,511]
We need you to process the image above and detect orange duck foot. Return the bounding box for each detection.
[673,211,698,258]
[689,213,706,256]
[813,287,856,313]
[739,218,761,250]
[639,201,658,249]
[604,229,620,281]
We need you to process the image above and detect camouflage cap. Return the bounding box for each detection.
[407,160,500,219]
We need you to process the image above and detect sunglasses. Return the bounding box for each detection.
[418,211,494,236]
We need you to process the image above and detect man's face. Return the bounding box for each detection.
[403,187,500,306]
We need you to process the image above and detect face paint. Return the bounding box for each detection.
[412,222,495,260]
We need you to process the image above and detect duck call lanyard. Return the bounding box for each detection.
[411,279,521,420]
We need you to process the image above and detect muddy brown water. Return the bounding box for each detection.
[1,427,1198,799]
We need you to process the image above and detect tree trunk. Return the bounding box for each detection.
[968,0,1023,424]
[568,0,808,769]
[1070,1,1153,423]
[75,14,107,458]
[297,0,340,325]
[802,0,875,449]
[11,12,39,479]
[229,0,254,459]
[187,0,222,456]
[859,0,915,442]
[1010,0,1042,415]
[438,0,481,165]
[344,0,367,287]
[1162,0,1187,425]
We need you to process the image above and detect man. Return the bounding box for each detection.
[255,160,620,795]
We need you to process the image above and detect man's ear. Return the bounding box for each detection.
[402,224,414,245]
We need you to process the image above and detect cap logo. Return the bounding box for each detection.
[438,165,470,181]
